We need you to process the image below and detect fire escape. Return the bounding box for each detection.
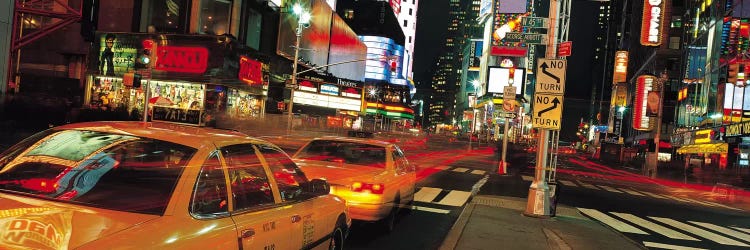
[7,0,83,91]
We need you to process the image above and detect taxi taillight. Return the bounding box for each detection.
[351,181,385,194]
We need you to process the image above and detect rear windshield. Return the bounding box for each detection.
[295,140,386,168]
[0,129,195,215]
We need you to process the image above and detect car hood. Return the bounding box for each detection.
[0,192,160,250]
[295,160,386,185]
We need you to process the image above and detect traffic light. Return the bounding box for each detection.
[135,39,155,69]
[728,62,740,84]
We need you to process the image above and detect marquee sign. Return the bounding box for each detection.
[613,51,628,83]
[633,75,656,131]
[155,46,209,73]
[640,0,666,46]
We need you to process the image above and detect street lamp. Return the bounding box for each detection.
[287,3,311,133]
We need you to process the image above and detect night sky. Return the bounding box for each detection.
[413,0,599,141]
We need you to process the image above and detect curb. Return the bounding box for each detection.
[438,201,476,250]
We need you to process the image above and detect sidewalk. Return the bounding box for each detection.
[439,195,643,250]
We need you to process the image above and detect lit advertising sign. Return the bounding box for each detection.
[633,75,655,131]
[694,129,712,144]
[299,80,318,92]
[389,0,401,15]
[640,0,666,46]
[610,82,628,107]
[469,40,483,70]
[239,56,263,85]
[613,51,628,83]
[320,84,340,96]
[341,87,361,98]
[155,46,209,73]
[487,67,524,94]
[497,0,527,13]
[326,0,337,10]
[360,36,405,84]
[294,91,361,111]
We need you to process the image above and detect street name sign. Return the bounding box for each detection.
[531,93,563,130]
[522,17,549,28]
[535,59,567,95]
[504,32,548,45]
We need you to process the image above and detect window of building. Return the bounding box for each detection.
[669,36,681,49]
[140,0,189,33]
[404,20,408,27]
[409,8,413,15]
[243,8,262,50]
[409,36,412,43]
[198,0,233,35]
[344,9,354,19]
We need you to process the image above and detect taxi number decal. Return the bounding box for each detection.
[302,214,314,246]
[262,221,276,232]
[263,243,275,250]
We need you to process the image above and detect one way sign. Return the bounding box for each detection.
[532,93,563,130]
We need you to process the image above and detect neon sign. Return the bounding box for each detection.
[155,46,209,73]
[640,0,666,46]
[239,56,263,85]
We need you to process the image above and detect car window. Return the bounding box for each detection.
[220,144,275,211]
[258,145,310,202]
[191,151,229,217]
[0,129,194,215]
[296,140,386,168]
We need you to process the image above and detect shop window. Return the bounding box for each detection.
[199,0,233,35]
[669,37,680,50]
[140,0,188,33]
[244,8,262,50]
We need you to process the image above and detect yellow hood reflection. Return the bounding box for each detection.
[0,193,159,249]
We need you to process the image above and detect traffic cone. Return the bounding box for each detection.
[497,161,507,175]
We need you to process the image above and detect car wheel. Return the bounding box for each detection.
[381,197,399,233]
[329,217,346,250]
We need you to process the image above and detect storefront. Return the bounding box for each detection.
[363,83,414,131]
[85,32,269,125]
[673,127,729,169]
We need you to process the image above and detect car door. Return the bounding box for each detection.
[256,144,334,249]
[220,144,299,250]
[187,151,239,249]
[391,145,416,202]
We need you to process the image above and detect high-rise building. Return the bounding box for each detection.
[427,0,478,126]
[395,0,420,81]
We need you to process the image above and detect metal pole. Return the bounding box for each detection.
[525,130,549,216]
[647,74,666,178]
[142,79,150,122]
[500,112,510,174]
[287,24,301,133]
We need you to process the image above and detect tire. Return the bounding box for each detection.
[381,197,399,233]
[329,217,346,250]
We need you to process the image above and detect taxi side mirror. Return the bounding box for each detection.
[310,179,330,196]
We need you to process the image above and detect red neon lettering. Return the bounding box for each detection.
[155,46,209,73]
[239,56,263,85]
[9,219,26,230]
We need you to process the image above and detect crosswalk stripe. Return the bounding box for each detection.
[414,187,442,203]
[732,227,750,234]
[639,191,669,199]
[642,241,708,250]
[470,170,485,175]
[620,188,646,196]
[411,205,450,214]
[679,198,723,207]
[521,175,534,182]
[577,208,649,235]
[436,190,472,207]
[689,221,750,242]
[611,212,698,241]
[435,166,450,170]
[649,217,750,246]
[558,180,578,187]
[578,182,602,190]
[596,185,623,193]
[452,167,469,173]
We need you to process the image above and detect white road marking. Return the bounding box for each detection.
[452,167,469,173]
[413,187,442,203]
[578,182,603,190]
[577,208,649,235]
[649,217,750,246]
[638,191,669,199]
[470,170,485,175]
[411,205,450,214]
[521,175,534,182]
[688,221,750,242]
[596,185,623,193]
[620,188,646,196]
[642,241,708,250]
[679,198,722,207]
[698,200,742,211]
[558,180,577,187]
[611,212,698,241]
[436,190,472,207]
[732,227,750,234]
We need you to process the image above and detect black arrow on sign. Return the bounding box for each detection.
[537,97,560,117]
[541,62,560,84]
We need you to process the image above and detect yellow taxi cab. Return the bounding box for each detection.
[0,121,350,250]
[291,136,416,232]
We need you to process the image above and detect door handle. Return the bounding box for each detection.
[291,214,302,223]
[241,229,255,238]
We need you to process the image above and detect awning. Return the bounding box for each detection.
[677,143,728,154]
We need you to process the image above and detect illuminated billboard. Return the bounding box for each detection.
[329,14,367,81]
[277,0,332,68]
[360,36,405,84]
[487,67,524,94]
[612,51,628,83]
[479,0,493,20]
[497,0,527,13]
[633,75,656,131]
[640,0,666,46]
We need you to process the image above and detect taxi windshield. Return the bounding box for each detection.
[296,140,386,168]
[0,129,195,215]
